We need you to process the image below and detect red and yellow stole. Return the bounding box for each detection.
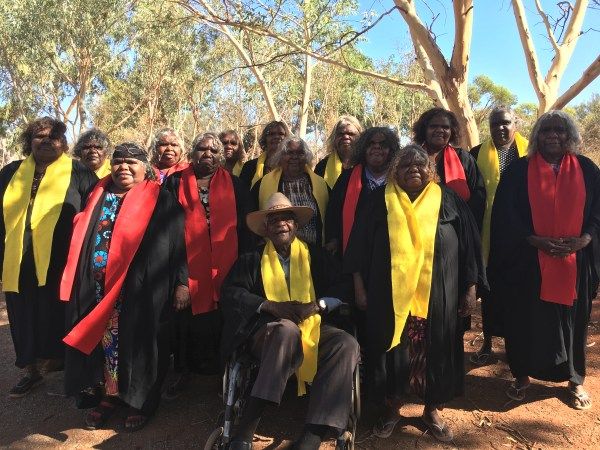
[442,145,470,201]
[61,178,160,354]
[528,152,585,306]
[178,166,238,314]
[341,164,363,253]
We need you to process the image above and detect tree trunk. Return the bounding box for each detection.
[298,53,313,138]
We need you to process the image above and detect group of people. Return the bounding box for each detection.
[0,106,597,449]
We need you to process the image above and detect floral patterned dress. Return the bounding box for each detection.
[92,192,124,395]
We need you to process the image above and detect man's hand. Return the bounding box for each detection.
[458,285,476,318]
[260,300,319,323]
[173,285,190,311]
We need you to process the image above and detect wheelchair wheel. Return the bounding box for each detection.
[203,426,224,450]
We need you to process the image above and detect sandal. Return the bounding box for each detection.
[569,386,592,410]
[124,408,150,432]
[469,350,492,366]
[422,415,454,443]
[372,414,402,438]
[506,381,530,401]
[85,397,119,429]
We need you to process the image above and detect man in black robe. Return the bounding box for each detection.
[220,193,359,450]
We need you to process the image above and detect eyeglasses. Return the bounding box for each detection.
[266,131,286,137]
[82,144,104,150]
[221,140,239,146]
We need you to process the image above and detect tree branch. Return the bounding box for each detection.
[552,56,600,109]
[511,0,546,102]
[534,0,560,52]
[449,0,474,80]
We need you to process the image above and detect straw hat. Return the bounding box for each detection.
[246,192,314,237]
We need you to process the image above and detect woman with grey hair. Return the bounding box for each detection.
[315,115,363,188]
[73,128,113,177]
[489,110,600,410]
[345,144,484,441]
[151,128,187,183]
[250,136,329,246]
[163,132,250,397]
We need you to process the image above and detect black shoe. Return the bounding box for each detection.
[9,373,43,398]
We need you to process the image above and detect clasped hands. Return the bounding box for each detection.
[261,300,320,324]
[527,234,591,258]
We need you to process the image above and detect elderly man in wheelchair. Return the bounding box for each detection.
[218,193,360,450]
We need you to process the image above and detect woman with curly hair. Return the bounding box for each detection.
[0,117,97,397]
[324,126,399,257]
[412,107,485,229]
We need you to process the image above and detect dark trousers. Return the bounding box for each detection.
[250,319,359,430]
[6,282,65,369]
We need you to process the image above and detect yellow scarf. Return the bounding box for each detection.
[250,153,268,187]
[94,159,111,178]
[261,238,321,395]
[258,167,329,243]
[323,152,342,188]
[232,160,243,177]
[477,132,528,263]
[2,153,72,292]
[385,181,441,350]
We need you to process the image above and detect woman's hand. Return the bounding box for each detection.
[324,239,339,256]
[458,284,476,317]
[353,272,368,311]
[173,285,191,311]
[558,234,592,255]
[527,234,591,257]
[527,235,568,256]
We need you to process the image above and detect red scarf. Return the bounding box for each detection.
[60,178,160,354]
[154,162,189,183]
[342,164,363,253]
[443,146,470,201]
[179,166,238,314]
[528,152,585,306]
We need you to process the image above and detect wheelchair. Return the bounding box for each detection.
[204,303,361,450]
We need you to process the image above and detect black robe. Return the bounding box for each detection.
[162,170,252,373]
[324,166,373,257]
[64,188,187,412]
[250,176,329,247]
[219,243,352,362]
[314,155,329,178]
[435,147,486,231]
[488,155,600,384]
[0,159,97,368]
[239,157,270,190]
[344,186,485,405]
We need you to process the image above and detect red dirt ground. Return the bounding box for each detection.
[0,295,598,449]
